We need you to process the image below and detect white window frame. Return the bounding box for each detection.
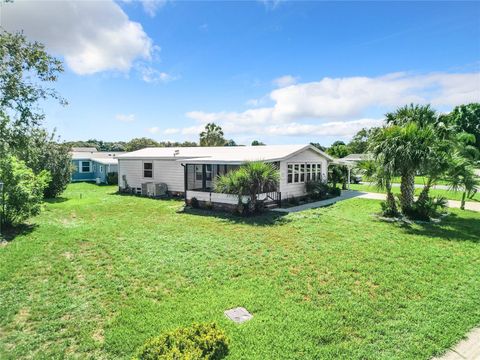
[143,161,153,179]
[287,162,323,184]
[80,160,91,173]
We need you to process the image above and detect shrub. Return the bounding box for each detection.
[306,180,329,200]
[107,172,118,185]
[190,197,199,209]
[405,196,448,221]
[0,155,51,227]
[328,186,341,197]
[380,198,401,218]
[133,323,229,360]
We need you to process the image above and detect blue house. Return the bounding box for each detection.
[71,148,124,184]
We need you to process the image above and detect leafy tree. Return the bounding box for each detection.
[327,142,349,159]
[215,162,279,213]
[348,128,376,154]
[310,142,326,152]
[199,123,226,146]
[251,140,265,146]
[21,129,72,198]
[224,139,237,146]
[125,138,159,152]
[0,30,64,155]
[0,156,50,227]
[446,103,480,150]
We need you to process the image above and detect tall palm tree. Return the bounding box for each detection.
[369,121,436,214]
[199,123,226,146]
[215,162,279,213]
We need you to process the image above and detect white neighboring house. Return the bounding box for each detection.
[117,145,333,208]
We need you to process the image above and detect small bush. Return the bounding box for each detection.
[190,197,199,209]
[107,172,118,185]
[328,186,341,197]
[381,199,400,218]
[306,180,329,200]
[405,196,448,221]
[288,197,300,206]
[133,323,229,360]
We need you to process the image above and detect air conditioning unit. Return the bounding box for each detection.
[141,182,155,196]
[155,183,168,196]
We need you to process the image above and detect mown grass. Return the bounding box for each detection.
[1,183,480,359]
[350,183,480,202]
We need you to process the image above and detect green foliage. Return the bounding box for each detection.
[347,128,376,154]
[133,323,229,360]
[215,162,279,213]
[19,129,72,198]
[107,172,118,185]
[446,103,480,149]
[306,180,329,200]
[65,139,127,152]
[310,142,326,151]
[404,196,448,221]
[199,123,226,146]
[0,30,64,154]
[251,140,265,146]
[124,138,198,152]
[327,143,349,159]
[0,156,50,226]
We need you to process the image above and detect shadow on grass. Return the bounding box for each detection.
[1,223,38,243]
[179,207,290,226]
[44,197,69,204]
[401,213,480,243]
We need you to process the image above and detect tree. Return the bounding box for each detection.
[199,123,226,146]
[327,143,349,158]
[21,129,72,198]
[447,103,480,150]
[224,139,237,146]
[377,105,437,213]
[348,128,376,154]
[251,140,265,146]
[125,138,159,152]
[358,160,398,216]
[310,142,326,152]
[0,156,50,227]
[215,162,279,213]
[0,30,64,155]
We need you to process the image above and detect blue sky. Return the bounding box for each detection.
[3,0,480,146]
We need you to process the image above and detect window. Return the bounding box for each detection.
[306,164,311,181]
[294,164,299,182]
[205,164,212,181]
[81,161,91,173]
[312,164,317,181]
[195,165,203,181]
[316,163,322,181]
[287,164,293,183]
[100,165,103,173]
[143,162,153,178]
[300,164,305,182]
[287,162,322,184]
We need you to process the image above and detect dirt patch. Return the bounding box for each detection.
[92,328,105,344]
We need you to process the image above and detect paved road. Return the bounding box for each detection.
[360,182,453,190]
[273,190,480,213]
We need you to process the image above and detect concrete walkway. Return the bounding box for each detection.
[433,327,480,360]
[272,190,480,213]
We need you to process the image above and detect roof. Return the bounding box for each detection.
[71,147,98,152]
[340,153,371,162]
[71,151,125,164]
[92,158,118,165]
[118,145,333,164]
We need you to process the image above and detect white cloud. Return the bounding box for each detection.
[3,0,153,75]
[259,0,284,10]
[140,0,167,17]
[180,71,480,139]
[273,75,298,88]
[115,114,136,123]
[147,127,160,134]
[137,64,175,83]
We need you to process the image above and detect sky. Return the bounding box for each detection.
[1,0,480,146]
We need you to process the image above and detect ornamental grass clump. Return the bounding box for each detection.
[132,323,229,360]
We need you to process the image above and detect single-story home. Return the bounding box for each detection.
[71,148,125,184]
[117,144,333,208]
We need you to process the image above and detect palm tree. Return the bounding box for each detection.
[447,153,479,209]
[199,123,226,146]
[372,107,437,214]
[358,159,398,216]
[215,162,279,213]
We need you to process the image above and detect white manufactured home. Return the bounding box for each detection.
[117,145,333,208]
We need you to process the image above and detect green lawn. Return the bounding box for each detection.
[1,183,480,359]
[350,183,480,202]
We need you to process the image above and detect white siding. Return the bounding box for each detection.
[186,191,269,204]
[118,159,185,192]
[279,148,329,199]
